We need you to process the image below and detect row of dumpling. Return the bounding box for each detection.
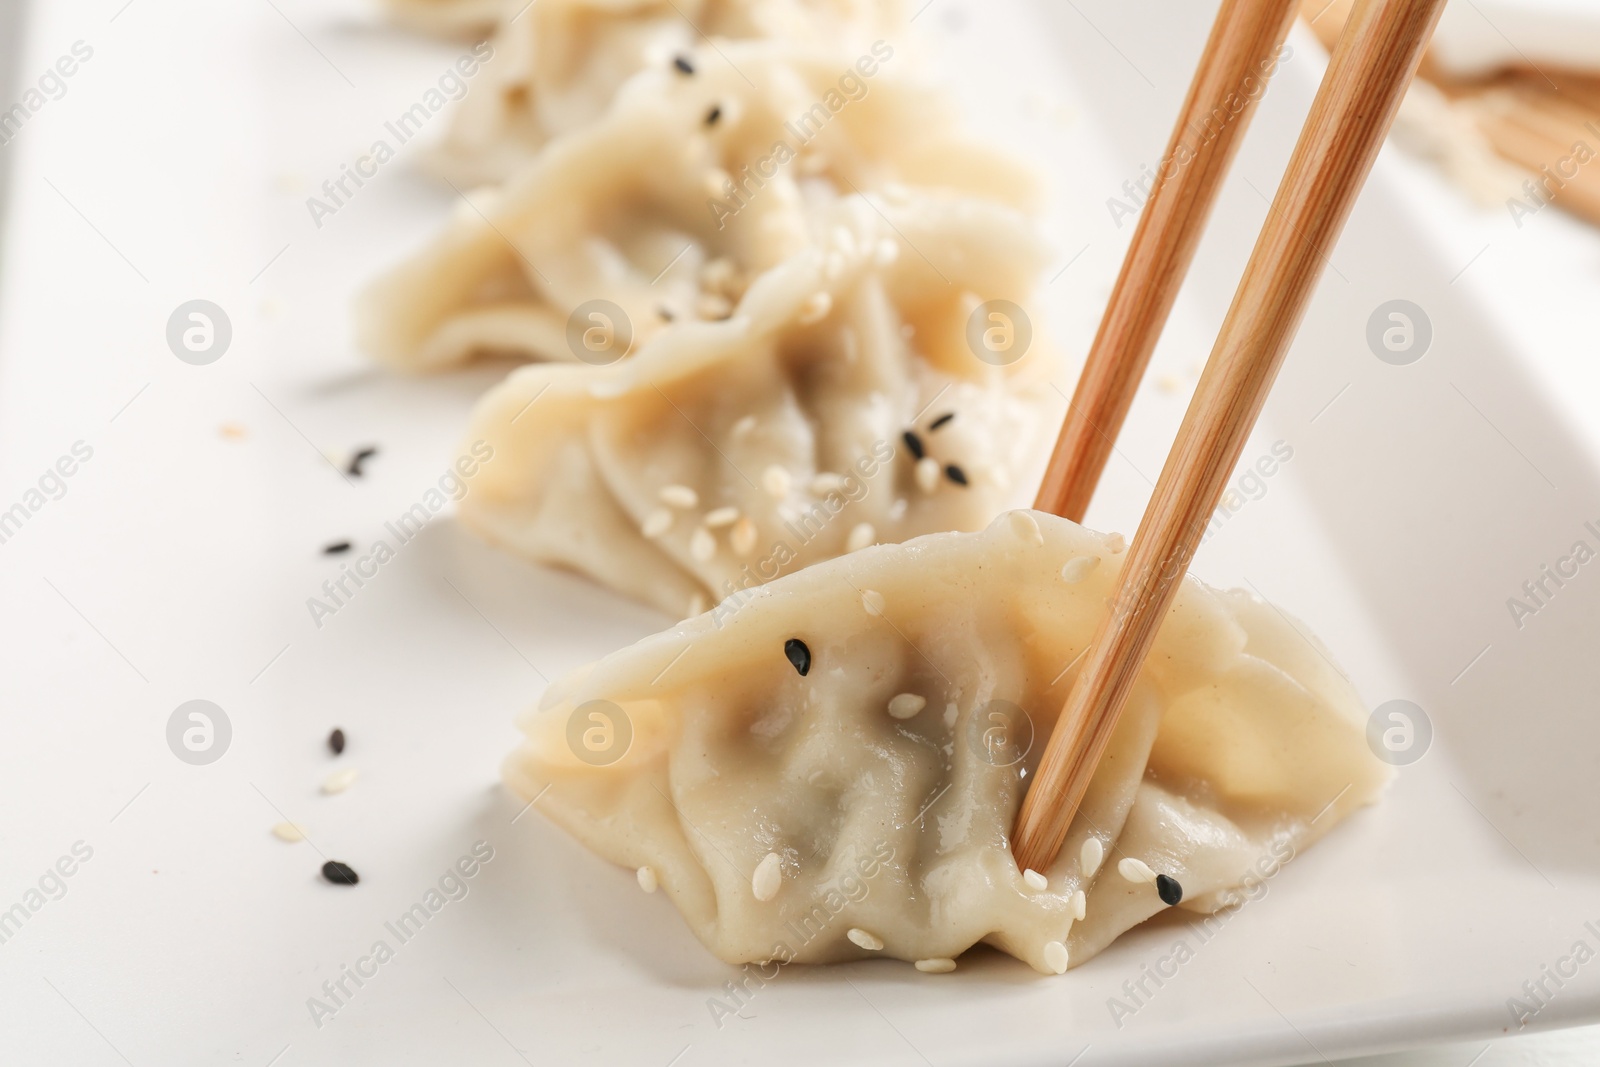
[363,0,1064,617]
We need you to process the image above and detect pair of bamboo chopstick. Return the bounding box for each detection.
[1013,0,1449,874]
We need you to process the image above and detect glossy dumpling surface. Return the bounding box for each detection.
[504,511,1391,973]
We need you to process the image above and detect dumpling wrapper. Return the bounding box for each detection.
[504,510,1391,974]
[456,193,1061,618]
[429,0,912,185]
[359,39,1037,371]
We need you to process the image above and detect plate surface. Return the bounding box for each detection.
[2,1,1598,1065]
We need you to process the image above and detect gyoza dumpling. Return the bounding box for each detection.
[504,511,1391,974]
[429,0,910,185]
[455,193,1060,617]
[383,0,508,38]
[358,40,1037,371]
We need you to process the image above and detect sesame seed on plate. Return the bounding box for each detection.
[887,693,925,720]
[1156,874,1184,906]
[797,291,832,325]
[642,508,674,539]
[1061,556,1100,584]
[673,54,695,74]
[731,516,758,556]
[1042,941,1069,974]
[944,464,968,487]
[271,822,307,842]
[752,852,783,901]
[660,484,699,509]
[1022,868,1048,891]
[914,457,941,493]
[346,447,378,478]
[322,768,360,795]
[731,414,757,436]
[929,412,955,431]
[1080,837,1104,878]
[328,728,346,755]
[1071,889,1087,921]
[1009,511,1044,546]
[689,527,717,562]
[704,104,722,125]
[862,589,886,616]
[323,541,352,556]
[1118,857,1157,884]
[848,928,884,951]
[915,958,956,974]
[322,860,360,885]
[901,430,925,460]
[658,305,675,321]
[704,506,739,528]
[784,638,811,676]
[637,866,659,893]
[762,465,792,498]
[846,522,875,552]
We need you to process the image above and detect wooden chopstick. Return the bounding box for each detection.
[1013,0,1450,874]
[1034,0,1301,523]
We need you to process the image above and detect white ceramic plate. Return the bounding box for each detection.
[2,1,1597,1065]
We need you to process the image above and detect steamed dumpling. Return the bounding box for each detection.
[456,193,1060,617]
[383,0,508,38]
[358,40,1037,371]
[504,511,1391,974]
[429,0,912,185]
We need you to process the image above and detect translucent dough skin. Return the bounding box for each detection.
[455,195,1059,617]
[504,511,1392,974]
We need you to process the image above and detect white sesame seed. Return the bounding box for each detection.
[271,822,307,842]
[690,527,717,562]
[846,522,875,552]
[642,508,674,539]
[731,516,758,556]
[914,456,941,493]
[915,958,956,973]
[1042,940,1069,974]
[810,472,846,495]
[699,256,740,293]
[862,589,886,615]
[797,291,833,325]
[1118,857,1158,884]
[704,506,739,528]
[1106,532,1127,553]
[752,852,783,901]
[874,238,899,266]
[1060,556,1100,584]
[762,465,792,499]
[637,866,659,893]
[1080,837,1105,878]
[887,693,926,720]
[322,768,359,795]
[1010,510,1044,546]
[660,484,698,509]
[1071,889,1087,921]
[732,415,757,437]
[1022,868,1048,891]
[847,927,884,951]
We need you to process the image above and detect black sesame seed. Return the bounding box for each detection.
[322,860,360,886]
[346,446,378,478]
[323,540,352,556]
[328,728,346,755]
[784,638,811,677]
[1155,874,1183,906]
[658,306,675,322]
[901,430,925,461]
[673,55,695,75]
[944,464,968,486]
[929,412,955,431]
[705,105,721,125]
